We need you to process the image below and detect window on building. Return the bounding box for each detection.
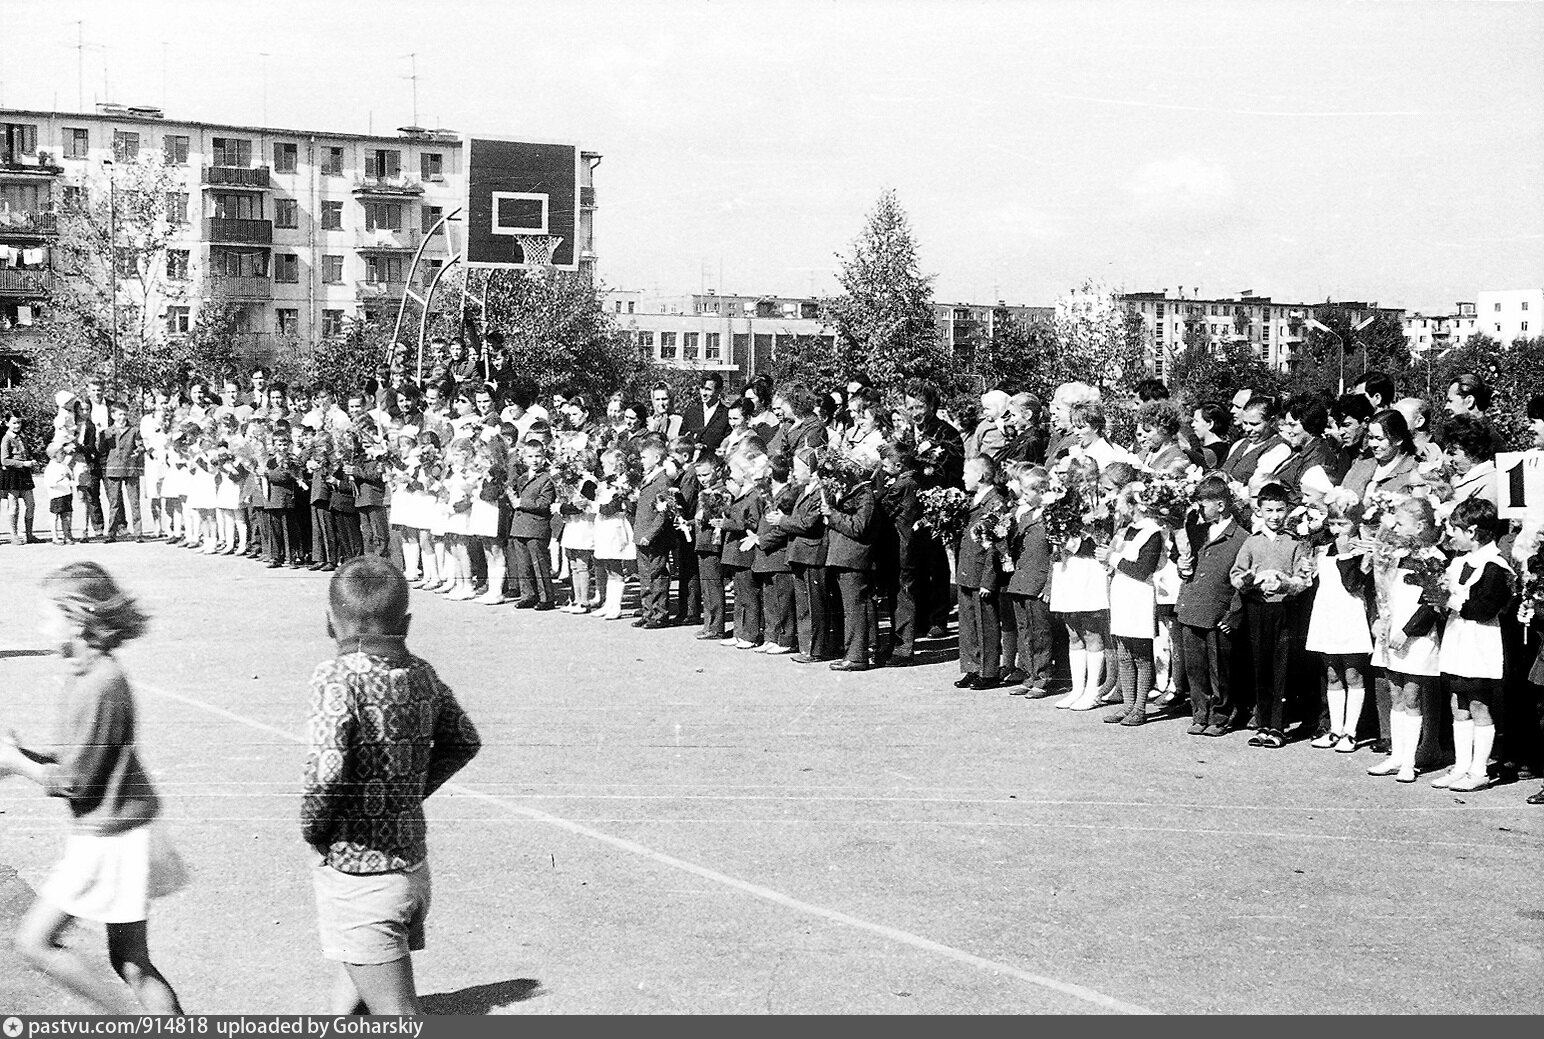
[114,247,136,279]
[321,255,344,283]
[208,248,267,278]
[4,121,41,157]
[364,149,401,178]
[210,192,262,220]
[636,331,655,357]
[683,332,699,359]
[322,146,345,176]
[320,201,343,230]
[276,308,299,336]
[1524,322,1531,333]
[364,255,403,283]
[1495,302,1503,312]
[64,127,89,159]
[363,202,403,231]
[166,306,190,335]
[274,254,300,283]
[705,333,721,360]
[1496,324,1503,332]
[420,152,443,179]
[112,131,140,161]
[156,134,188,165]
[274,198,298,229]
[322,309,344,336]
[210,137,251,167]
[1156,303,1165,318]
[614,301,622,313]
[165,192,188,223]
[273,142,298,173]
[660,331,677,359]
[627,301,635,315]
[62,185,84,210]
[166,250,189,280]
[1523,302,1530,311]
[421,205,442,233]
[1209,305,1218,316]
[421,258,444,287]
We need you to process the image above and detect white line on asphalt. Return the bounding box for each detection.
[138,680,1154,1015]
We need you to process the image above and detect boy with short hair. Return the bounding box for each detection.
[99,400,144,543]
[302,557,481,1015]
[631,437,674,628]
[507,439,557,609]
[1177,475,1249,736]
[1230,481,1310,747]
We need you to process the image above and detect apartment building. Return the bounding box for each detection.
[0,104,599,366]
[1475,288,1542,345]
[1121,288,1404,378]
[1404,302,1478,355]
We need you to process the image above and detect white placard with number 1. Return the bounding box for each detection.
[1495,450,1544,520]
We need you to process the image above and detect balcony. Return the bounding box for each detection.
[206,275,272,300]
[205,218,273,245]
[0,269,52,296]
[354,228,422,251]
[0,151,63,179]
[356,280,407,301]
[202,166,271,189]
[352,175,424,198]
[0,211,57,237]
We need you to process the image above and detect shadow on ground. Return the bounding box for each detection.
[421,978,542,1014]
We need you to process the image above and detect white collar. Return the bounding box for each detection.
[972,485,994,506]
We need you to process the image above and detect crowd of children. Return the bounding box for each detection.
[5,362,1544,809]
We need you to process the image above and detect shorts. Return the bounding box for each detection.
[50,495,74,516]
[1443,674,1499,712]
[41,821,189,924]
[312,859,431,965]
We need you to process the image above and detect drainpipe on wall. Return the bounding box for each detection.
[306,135,317,360]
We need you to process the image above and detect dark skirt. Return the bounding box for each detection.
[0,467,35,492]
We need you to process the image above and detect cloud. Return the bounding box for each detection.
[1127,154,1237,213]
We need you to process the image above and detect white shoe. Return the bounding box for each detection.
[446,586,477,601]
[1430,769,1464,789]
[476,593,508,606]
[1367,757,1400,777]
[1310,732,1338,749]
[763,645,792,656]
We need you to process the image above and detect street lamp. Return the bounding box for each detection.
[1305,315,1375,394]
[102,157,119,383]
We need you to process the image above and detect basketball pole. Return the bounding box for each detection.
[390,205,463,371]
[416,253,462,383]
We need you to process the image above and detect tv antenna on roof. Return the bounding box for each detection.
[402,53,419,128]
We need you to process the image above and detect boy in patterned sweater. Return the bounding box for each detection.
[301,556,481,1015]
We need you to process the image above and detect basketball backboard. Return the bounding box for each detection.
[463,136,580,270]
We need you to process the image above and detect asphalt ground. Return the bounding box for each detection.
[1,538,1541,1015]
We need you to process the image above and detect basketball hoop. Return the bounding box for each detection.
[516,234,563,267]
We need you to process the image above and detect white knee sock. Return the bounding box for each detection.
[1344,684,1366,741]
[1057,649,1087,707]
[402,539,421,580]
[1084,651,1106,699]
[1328,687,1348,736]
[1398,711,1423,769]
[1468,723,1495,779]
[1450,719,1474,777]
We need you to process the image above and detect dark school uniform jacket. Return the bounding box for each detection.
[98,425,144,479]
[955,487,1009,591]
[352,457,387,509]
[1175,518,1248,630]
[1005,509,1052,599]
[720,485,765,570]
[263,455,303,510]
[693,482,727,555]
[777,480,828,568]
[875,468,922,572]
[673,465,700,543]
[308,456,333,507]
[823,483,876,572]
[509,469,556,540]
[631,468,673,551]
[767,416,828,460]
[754,483,798,575]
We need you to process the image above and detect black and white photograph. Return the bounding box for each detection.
[0,0,1541,1018]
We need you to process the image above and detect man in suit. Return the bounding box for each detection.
[631,437,675,628]
[680,373,731,455]
[648,383,684,440]
[99,399,144,542]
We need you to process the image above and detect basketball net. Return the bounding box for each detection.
[517,234,563,267]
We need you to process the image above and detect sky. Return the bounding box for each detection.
[2,0,1541,312]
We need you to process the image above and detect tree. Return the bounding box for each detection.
[478,268,645,401]
[974,308,1060,399]
[1427,333,1544,450]
[1293,306,1412,398]
[1169,337,1285,412]
[1048,279,1150,394]
[51,154,188,378]
[828,189,947,388]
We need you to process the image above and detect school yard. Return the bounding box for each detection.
[1,542,1541,1016]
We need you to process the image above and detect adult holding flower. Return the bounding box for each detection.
[897,378,964,638]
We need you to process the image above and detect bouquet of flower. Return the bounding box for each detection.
[402,442,442,493]
[917,486,970,545]
[1140,465,1203,529]
[815,447,874,497]
[969,498,1013,549]
[1400,549,1451,609]
[1361,488,1403,528]
[596,472,638,517]
[440,440,478,512]
[1040,472,1113,550]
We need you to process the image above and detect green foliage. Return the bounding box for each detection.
[828,189,949,389]
[1291,309,1411,398]
[975,310,1060,400]
[1424,333,1544,449]
[478,268,645,401]
[1169,337,1286,410]
[1049,280,1150,395]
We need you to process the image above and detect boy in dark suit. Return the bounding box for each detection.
[1177,475,1249,736]
[1003,464,1054,696]
[874,444,923,665]
[507,439,557,609]
[669,436,702,626]
[954,455,1009,689]
[631,437,674,628]
[263,420,304,568]
[753,457,799,655]
[820,460,877,672]
[99,400,144,542]
[350,418,389,559]
[773,448,831,662]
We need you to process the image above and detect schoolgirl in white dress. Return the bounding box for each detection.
[1304,490,1376,759]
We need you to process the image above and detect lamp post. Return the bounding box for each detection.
[1304,318,1342,392]
[102,157,119,383]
